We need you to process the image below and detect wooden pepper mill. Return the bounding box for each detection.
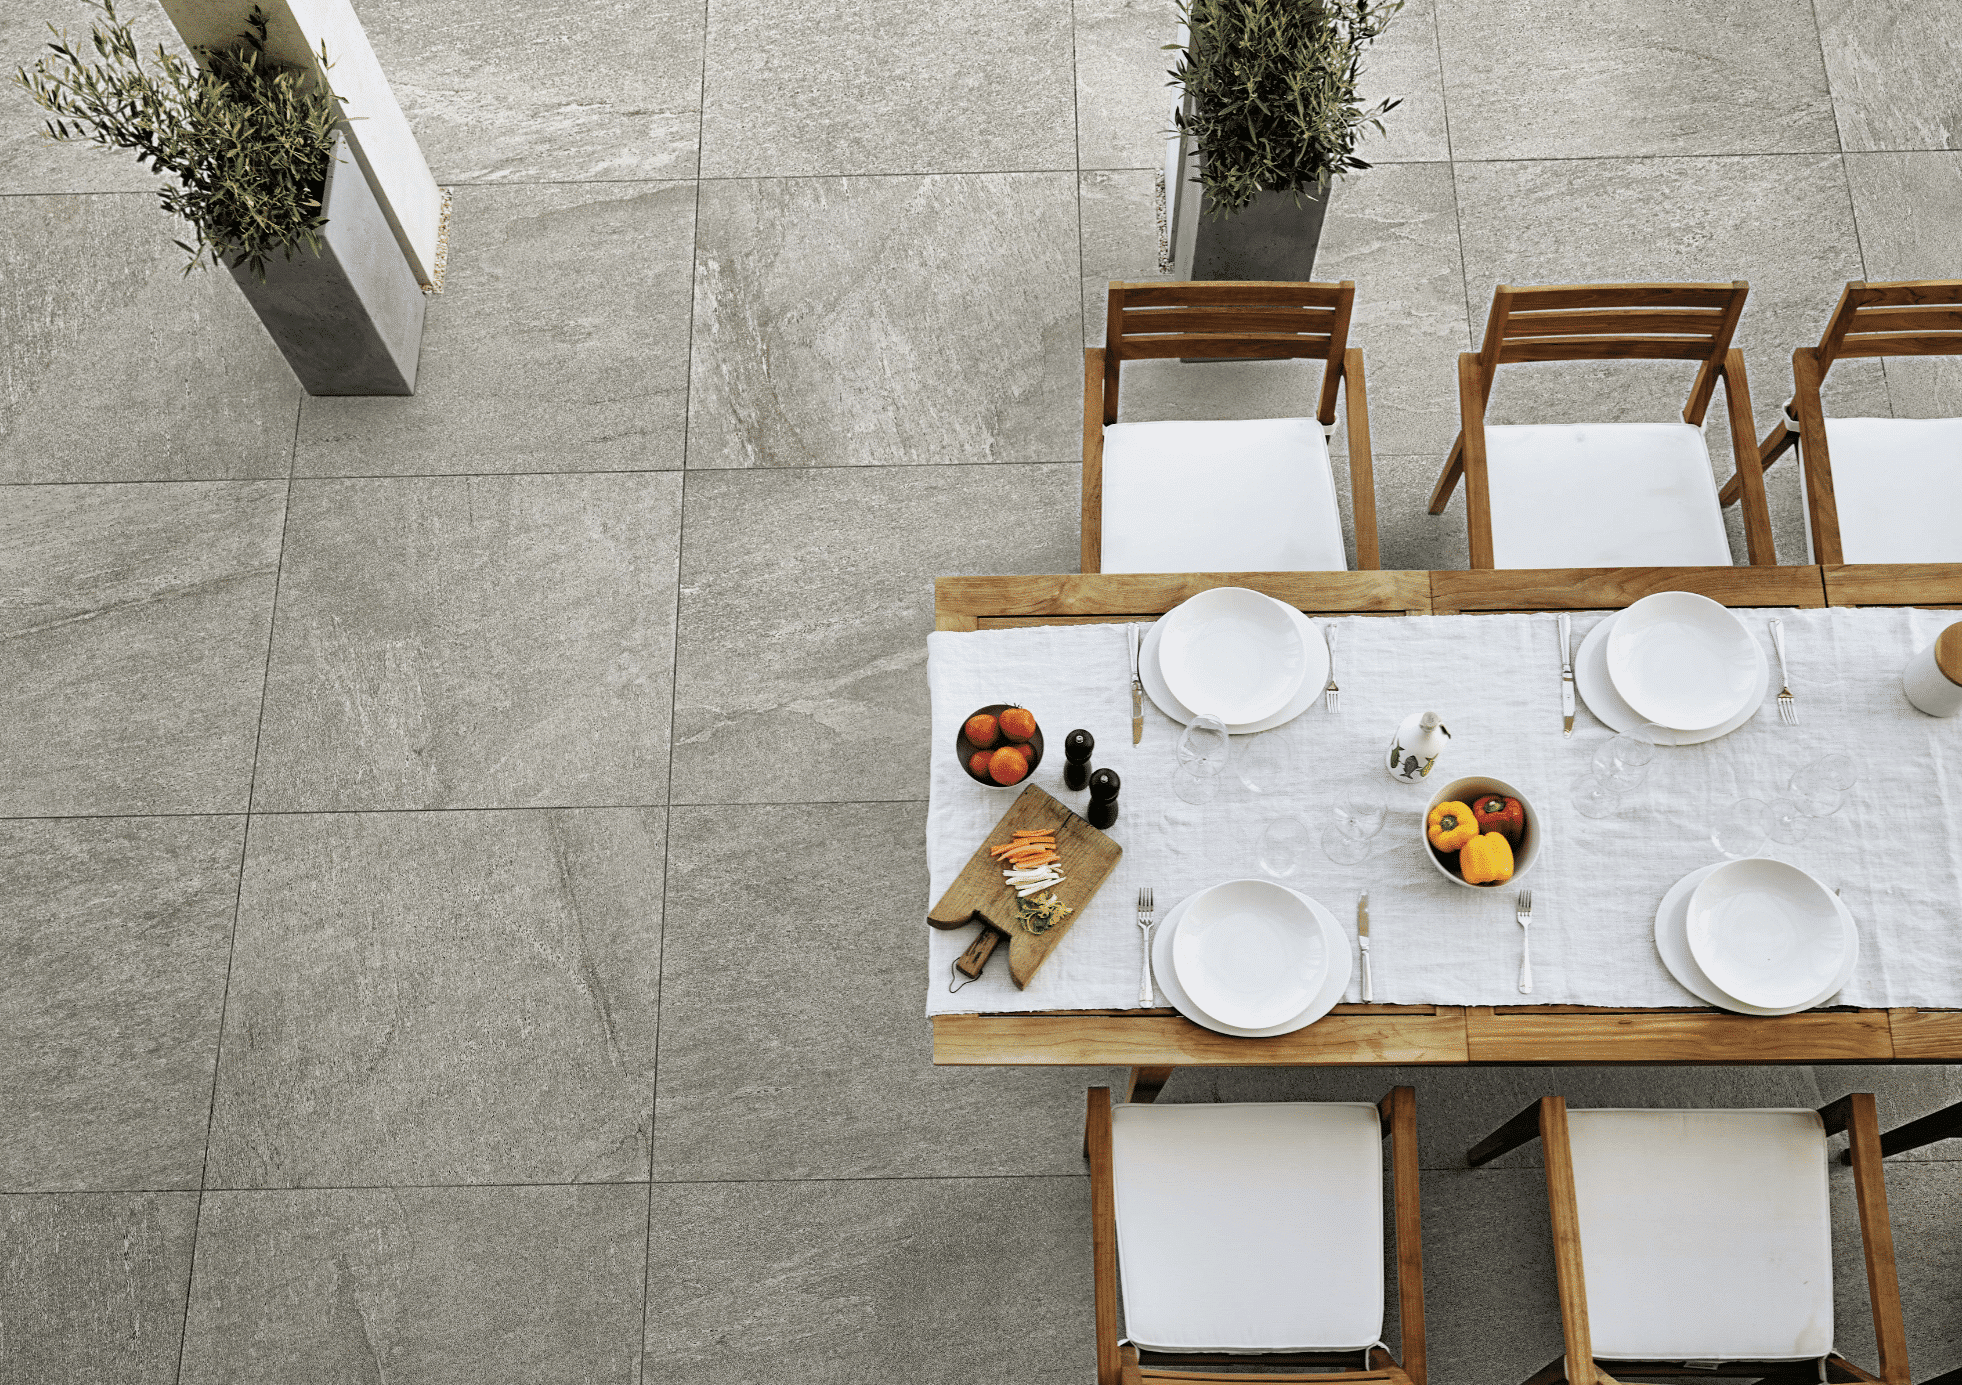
[1087,768,1120,829]
[1063,729,1094,790]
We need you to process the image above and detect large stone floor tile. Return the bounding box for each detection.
[689,174,1081,470]
[1,3,186,194]
[349,0,701,181]
[1417,1166,1565,1385]
[1839,1161,1962,1379]
[1354,0,1450,166]
[1435,0,1836,161]
[1454,153,1879,564]
[668,466,1077,806]
[2,817,241,1193]
[0,482,285,816]
[1817,2,1962,154]
[254,473,680,811]
[0,197,299,482]
[1374,453,1470,570]
[699,0,1074,177]
[0,1192,199,1385]
[1073,0,1178,173]
[180,1184,647,1385]
[653,802,1120,1180]
[296,182,695,476]
[1845,152,1962,421]
[206,809,663,1187]
[643,1176,1093,1385]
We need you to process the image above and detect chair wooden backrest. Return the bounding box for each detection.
[1738,279,1962,564]
[1082,280,1378,572]
[1431,281,1777,568]
[1468,1093,1909,1385]
[1085,1085,1426,1385]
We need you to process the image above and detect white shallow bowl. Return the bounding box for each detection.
[1152,886,1352,1038]
[1156,586,1308,725]
[1422,775,1541,889]
[1138,599,1328,733]
[1685,858,1848,1009]
[1655,861,1858,1016]
[1171,879,1327,1029]
[1606,591,1758,732]
[1575,609,1768,745]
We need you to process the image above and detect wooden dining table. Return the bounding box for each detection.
[931,562,1962,1101]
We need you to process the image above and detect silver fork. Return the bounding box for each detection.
[1323,623,1340,712]
[1769,618,1798,725]
[1136,887,1156,1005]
[1515,889,1534,995]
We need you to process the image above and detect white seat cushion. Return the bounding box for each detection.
[1100,418,1348,573]
[1484,423,1735,568]
[1809,417,1962,563]
[1109,1101,1383,1353]
[1567,1109,1833,1361]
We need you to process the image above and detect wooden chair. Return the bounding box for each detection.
[1850,1093,1962,1163]
[1085,1085,1425,1385]
[1429,281,1778,569]
[1723,279,1962,564]
[1081,280,1380,574]
[1467,1094,1909,1385]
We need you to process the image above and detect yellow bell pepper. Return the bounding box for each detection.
[1460,831,1515,885]
[1426,801,1477,852]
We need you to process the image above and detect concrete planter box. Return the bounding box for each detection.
[1166,112,1329,283]
[229,134,425,395]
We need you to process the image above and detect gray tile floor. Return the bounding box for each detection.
[4,0,1961,1379]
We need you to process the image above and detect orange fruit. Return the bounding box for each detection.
[964,713,999,748]
[998,707,1037,743]
[988,746,1029,785]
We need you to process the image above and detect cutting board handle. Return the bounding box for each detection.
[954,926,1003,979]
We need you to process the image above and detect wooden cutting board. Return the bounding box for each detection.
[928,784,1123,989]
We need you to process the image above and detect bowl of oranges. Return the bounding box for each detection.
[957,705,1043,786]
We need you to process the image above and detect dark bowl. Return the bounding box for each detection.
[956,703,1044,786]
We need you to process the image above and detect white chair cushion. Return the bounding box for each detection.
[1109,1101,1383,1353]
[1807,417,1962,563]
[1567,1109,1833,1361]
[1100,418,1348,573]
[1484,423,1735,569]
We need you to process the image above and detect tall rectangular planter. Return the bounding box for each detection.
[1167,125,1328,283]
[229,135,425,396]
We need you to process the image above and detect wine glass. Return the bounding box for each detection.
[1571,722,1665,818]
[1234,731,1294,798]
[1791,753,1857,819]
[1322,792,1387,865]
[1710,797,1771,858]
[1173,714,1231,805]
[1766,795,1810,845]
[1257,816,1310,878]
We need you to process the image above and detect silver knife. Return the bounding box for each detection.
[1558,613,1575,738]
[1356,890,1372,1002]
[1129,623,1144,745]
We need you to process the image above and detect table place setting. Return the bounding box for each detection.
[924,591,1962,1024]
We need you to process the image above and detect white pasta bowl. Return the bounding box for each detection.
[1155,586,1309,726]
[1421,776,1541,889]
[1685,858,1848,1010]
[1606,590,1758,732]
[1170,878,1328,1029]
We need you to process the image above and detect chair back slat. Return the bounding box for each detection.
[1504,283,1740,312]
[1498,338,1720,363]
[1834,332,1962,360]
[1814,281,1962,367]
[1118,334,1334,360]
[1840,280,1962,309]
[1505,308,1731,339]
[1119,306,1341,337]
[1120,281,1348,308]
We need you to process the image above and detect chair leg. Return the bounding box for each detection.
[1519,1355,1572,1385]
[1124,1066,1174,1104]
[1428,434,1465,514]
[1468,1098,1547,1167]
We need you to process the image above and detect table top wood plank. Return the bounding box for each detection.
[1887,1008,1962,1062]
[1823,564,1962,608]
[1463,1005,1893,1063]
[932,1007,1470,1066]
[1430,566,1827,614]
[934,571,1431,621]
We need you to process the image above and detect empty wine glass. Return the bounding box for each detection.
[1711,797,1771,858]
[1322,792,1387,865]
[1766,795,1811,845]
[1173,715,1231,805]
[1235,731,1294,798]
[1571,722,1665,818]
[1257,816,1310,878]
[1791,752,1858,819]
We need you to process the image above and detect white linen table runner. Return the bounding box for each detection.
[925,607,1962,1015]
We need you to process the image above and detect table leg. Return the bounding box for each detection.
[1125,1066,1175,1104]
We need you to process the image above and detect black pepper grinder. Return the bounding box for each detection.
[1063,729,1095,791]
[1086,767,1120,829]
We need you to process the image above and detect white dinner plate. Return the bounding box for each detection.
[1654,861,1858,1016]
[1151,885,1352,1037]
[1139,599,1329,733]
[1576,610,1768,745]
[1606,591,1759,732]
[1170,879,1326,1028]
[1157,587,1310,724]
[1685,857,1848,1009]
